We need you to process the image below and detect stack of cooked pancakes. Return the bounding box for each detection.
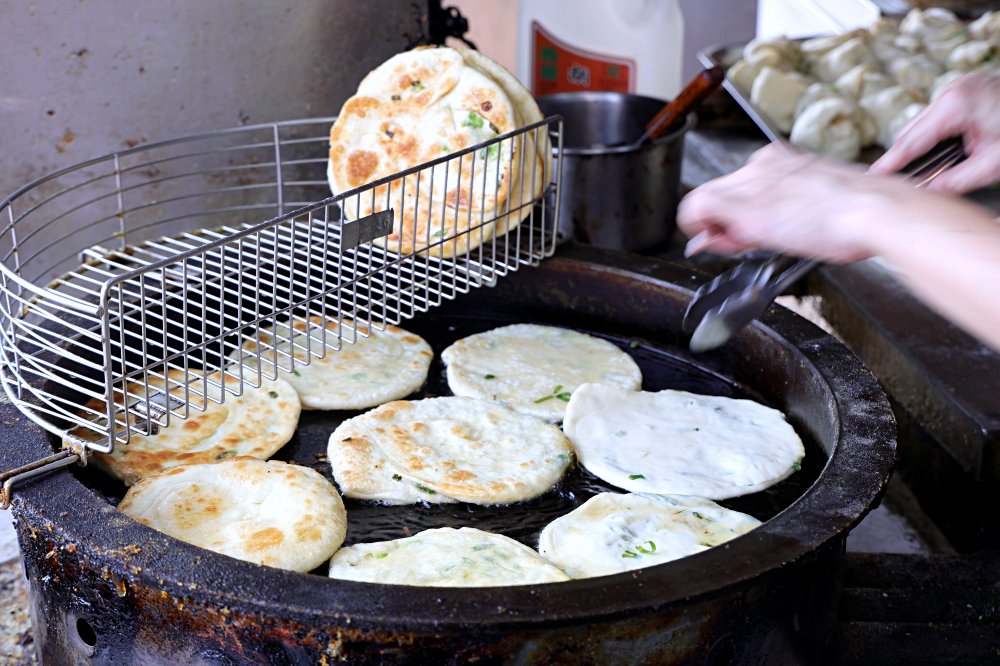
[328,45,549,257]
[79,370,300,486]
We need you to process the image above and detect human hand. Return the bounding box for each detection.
[678,143,962,263]
[869,71,1000,193]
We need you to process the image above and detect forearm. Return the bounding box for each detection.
[865,199,1000,350]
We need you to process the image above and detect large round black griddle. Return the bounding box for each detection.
[77,307,823,555]
[1,244,897,665]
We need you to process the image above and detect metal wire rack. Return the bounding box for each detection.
[0,116,562,490]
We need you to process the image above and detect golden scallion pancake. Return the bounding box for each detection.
[119,458,347,573]
[327,396,572,504]
[80,370,300,486]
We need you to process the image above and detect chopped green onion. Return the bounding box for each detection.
[291,369,302,377]
[613,430,626,437]
[693,512,705,520]
[414,483,437,494]
[700,542,713,548]
[486,143,500,160]
[535,385,569,404]
[411,83,425,93]
[375,552,388,559]
[628,474,644,480]
[484,374,496,379]
[464,111,484,129]
[629,340,639,349]
[488,121,499,134]
[624,540,656,558]
[268,390,279,399]
[792,461,802,472]
[556,453,569,461]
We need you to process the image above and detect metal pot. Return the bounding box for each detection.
[537,92,693,252]
[1,244,896,664]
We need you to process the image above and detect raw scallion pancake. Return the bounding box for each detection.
[538,492,761,578]
[329,527,569,586]
[563,383,805,499]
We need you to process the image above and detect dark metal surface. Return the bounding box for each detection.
[816,261,1000,552]
[833,551,1000,665]
[0,244,897,663]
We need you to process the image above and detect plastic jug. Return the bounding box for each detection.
[517,0,684,100]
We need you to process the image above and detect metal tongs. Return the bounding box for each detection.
[682,137,968,353]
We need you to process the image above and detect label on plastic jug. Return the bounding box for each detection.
[531,21,635,96]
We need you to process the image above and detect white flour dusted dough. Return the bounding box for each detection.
[441,324,642,421]
[328,396,573,504]
[563,383,805,500]
[329,527,570,586]
[119,458,347,573]
[538,492,761,579]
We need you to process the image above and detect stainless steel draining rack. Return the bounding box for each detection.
[0,116,563,505]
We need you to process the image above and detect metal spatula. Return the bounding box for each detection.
[682,137,967,353]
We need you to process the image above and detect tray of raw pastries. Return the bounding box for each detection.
[698,7,1000,161]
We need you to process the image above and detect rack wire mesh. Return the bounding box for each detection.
[0,116,562,457]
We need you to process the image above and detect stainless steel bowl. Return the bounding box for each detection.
[538,92,694,252]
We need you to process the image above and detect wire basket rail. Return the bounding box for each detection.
[0,116,562,467]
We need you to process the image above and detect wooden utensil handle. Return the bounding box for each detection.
[643,65,725,142]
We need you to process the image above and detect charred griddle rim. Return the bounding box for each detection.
[2,245,896,632]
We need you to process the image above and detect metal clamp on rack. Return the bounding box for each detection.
[0,115,562,506]
[0,451,81,510]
